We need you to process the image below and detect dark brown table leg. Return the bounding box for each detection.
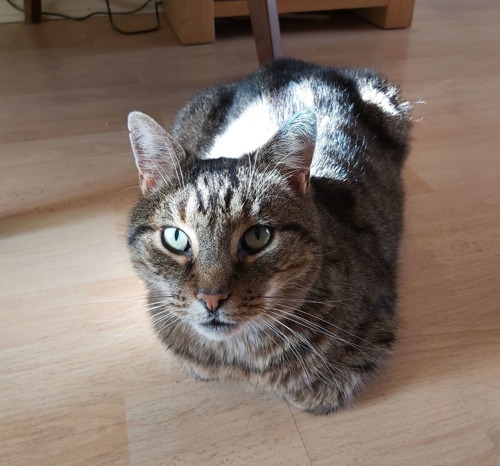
[24,0,42,24]
[248,0,282,66]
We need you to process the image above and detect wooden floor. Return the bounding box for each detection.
[1,1,499,464]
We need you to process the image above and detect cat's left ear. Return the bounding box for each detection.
[259,110,316,195]
[128,111,186,195]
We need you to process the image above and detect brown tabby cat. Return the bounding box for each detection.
[126,58,411,414]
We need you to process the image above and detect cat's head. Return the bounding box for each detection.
[127,111,321,342]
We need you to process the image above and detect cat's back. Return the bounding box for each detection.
[172,58,411,177]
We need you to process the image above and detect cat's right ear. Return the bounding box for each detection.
[258,110,317,195]
[127,111,186,195]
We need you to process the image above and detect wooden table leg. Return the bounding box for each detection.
[24,0,42,23]
[248,0,282,66]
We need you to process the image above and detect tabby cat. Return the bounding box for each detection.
[126,58,411,414]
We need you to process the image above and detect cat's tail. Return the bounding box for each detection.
[352,69,412,164]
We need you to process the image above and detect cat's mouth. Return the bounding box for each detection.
[198,317,239,337]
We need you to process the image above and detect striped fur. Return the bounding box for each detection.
[127,58,411,414]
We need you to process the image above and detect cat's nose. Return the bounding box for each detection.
[196,292,229,312]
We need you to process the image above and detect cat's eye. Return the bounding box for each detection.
[241,225,272,253]
[161,227,191,254]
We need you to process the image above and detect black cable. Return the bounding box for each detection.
[5,0,161,34]
[105,0,160,35]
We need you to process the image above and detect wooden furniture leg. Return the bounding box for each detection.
[248,0,282,66]
[24,0,42,23]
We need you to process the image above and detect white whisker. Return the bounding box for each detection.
[256,315,313,388]
[265,314,343,391]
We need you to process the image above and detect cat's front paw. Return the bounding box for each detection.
[285,394,342,415]
[282,380,358,415]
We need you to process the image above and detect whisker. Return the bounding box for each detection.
[84,300,169,325]
[263,295,353,306]
[265,314,343,390]
[310,243,346,258]
[251,319,291,368]
[269,308,375,359]
[256,316,313,388]
[80,295,149,306]
[275,303,385,351]
[274,302,376,346]
[105,305,168,337]
[153,312,183,336]
[118,185,140,195]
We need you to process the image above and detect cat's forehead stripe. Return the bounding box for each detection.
[193,185,208,215]
[223,186,233,211]
[181,175,249,224]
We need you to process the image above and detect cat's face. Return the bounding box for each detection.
[127,111,320,341]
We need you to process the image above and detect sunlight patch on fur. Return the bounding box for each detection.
[206,99,279,159]
[358,83,400,115]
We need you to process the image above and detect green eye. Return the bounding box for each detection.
[161,227,190,254]
[241,225,272,253]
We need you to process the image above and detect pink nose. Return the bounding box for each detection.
[196,292,229,312]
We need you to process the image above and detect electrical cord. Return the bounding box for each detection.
[5,0,161,34]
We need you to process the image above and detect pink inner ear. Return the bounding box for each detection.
[128,111,185,195]
[290,170,311,195]
[297,170,310,194]
[140,174,157,192]
[261,111,316,196]
[284,136,314,195]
